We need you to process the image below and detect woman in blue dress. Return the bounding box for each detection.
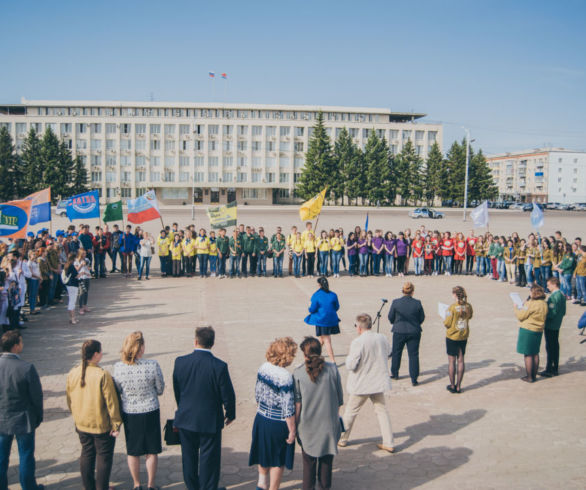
[304,277,340,364]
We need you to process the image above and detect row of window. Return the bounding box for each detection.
[91,170,299,184]
[87,155,305,168]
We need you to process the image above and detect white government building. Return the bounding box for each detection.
[0,99,442,205]
[486,148,586,204]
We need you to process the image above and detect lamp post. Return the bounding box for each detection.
[462,129,475,221]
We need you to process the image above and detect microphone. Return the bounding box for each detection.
[382,298,388,303]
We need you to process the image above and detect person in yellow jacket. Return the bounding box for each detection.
[514,284,548,383]
[292,231,305,277]
[66,340,122,490]
[195,228,210,277]
[209,230,218,277]
[170,234,183,277]
[303,232,317,277]
[330,230,343,278]
[316,231,331,276]
[443,286,473,393]
[157,230,171,277]
[287,225,298,276]
[182,230,197,277]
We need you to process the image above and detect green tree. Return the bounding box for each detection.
[469,148,498,201]
[42,129,69,201]
[333,128,356,205]
[444,140,466,202]
[344,145,366,205]
[364,130,391,205]
[423,141,443,205]
[20,127,43,195]
[0,126,16,201]
[296,112,334,200]
[395,140,422,205]
[70,155,89,195]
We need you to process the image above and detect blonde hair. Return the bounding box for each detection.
[452,286,471,319]
[530,285,546,300]
[121,331,144,365]
[402,282,415,296]
[266,337,298,368]
[355,313,372,330]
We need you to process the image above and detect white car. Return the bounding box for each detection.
[55,199,69,217]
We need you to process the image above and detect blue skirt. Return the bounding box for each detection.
[315,325,340,336]
[248,413,294,470]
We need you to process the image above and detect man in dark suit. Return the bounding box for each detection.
[0,330,44,490]
[388,282,426,386]
[173,326,236,490]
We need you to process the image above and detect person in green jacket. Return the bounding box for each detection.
[540,276,566,377]
[554,243,576,298]
[229,229,243,278]
[255,228,269,277]
[216,228,230,279]
[241,228,256,277]
[271,232,286,278]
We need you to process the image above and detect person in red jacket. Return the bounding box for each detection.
[423,236,435,275]
[441,232,454,276]
[412,235,424,276]
[465,231,477,275]
[454,233,467,275]
[92,228,110,278]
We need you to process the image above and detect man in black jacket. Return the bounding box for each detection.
[0,330,44,490]
[388,282,426,386]
[173,326,236,490]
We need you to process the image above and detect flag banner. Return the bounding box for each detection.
[127,190,161,224]
[25,188,51,225]
[209,71,215,78]
[206,201,237,229]
[103,200,123,223]
[470,200,489,228]
[531,202,544,229]
[221,73,227,79]
[0,200,32,239]
[65,190,100,221]
[365,212,369,232]
[299,187,327,221]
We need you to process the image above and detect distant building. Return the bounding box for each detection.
[486,148,586,204]
[0,99,442,205]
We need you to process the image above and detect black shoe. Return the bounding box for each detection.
[390,375,399,380]
[539,370,553,378]
[412,380,419,386]
[446,384,457,393]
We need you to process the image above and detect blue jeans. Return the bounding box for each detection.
[230,255,241,277]
[332,250,342,275]
[561,274,572,297]
[159,255,169,276]
[443,255,453,273]
[28,278,39,312]
[48,271,59,303]
[497,258,506,280]
[533,266,542,288]
[541,266,552,290]
[476,257,485,275]
[358,253,368,275]
[348,254,357,276]
[576,275,586,302]
[524,263,533,285]
[257,254,267,276]
[93,253,106,277]
[414,257,423,275]
[434,256,443,274]
[138,256,152,278]
[293,254,303,276]
[319,251,329,276]
[209,255,217,274]
[385,255,394,275]
[273,254,283,277]
[218,254,227,276]
[373,253,383,275]
[198,254,209,276]
[0,431,38,490]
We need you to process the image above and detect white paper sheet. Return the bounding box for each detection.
[509,292,524,309]
[438,302,450,321]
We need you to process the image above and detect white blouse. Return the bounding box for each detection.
[113,359,165,414]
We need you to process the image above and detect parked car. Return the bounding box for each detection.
[55,199,69,217]
[409,207,445,219]
[574,203,586,211]
[522,203,544,212]
[509,202,524,210]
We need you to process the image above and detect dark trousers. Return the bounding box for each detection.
[159,255,169,276]
[93,253,106,277]
[302,449,333,490]
[77,430,115,490]
[241,252,252,276]
[391,332,421,382]
[306,252,315,276]
[218,255,227,276]
[172,259,181,277]
[544,328,560,374]
[466,255,475,274]
[0,431,38,490]
[179,428,221,490]
[123,253,133,274]
[250,254,258,276]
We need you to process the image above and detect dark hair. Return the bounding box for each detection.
[547,276,560,288]
[80,340,102,388]
[195,326,215,349]
[300,337,325,383]
[317,276,329,293]
[1,330,22,352]
[530,285,546,300]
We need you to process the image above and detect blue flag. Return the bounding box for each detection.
[364,212,369,232]
[65,190,100,221]
[530,202,544,230]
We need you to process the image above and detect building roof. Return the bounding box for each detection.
[486,148,586,160]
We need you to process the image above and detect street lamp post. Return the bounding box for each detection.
[463,128,471,221]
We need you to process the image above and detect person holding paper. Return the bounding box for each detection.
[443,286,473,393]
[514,285,548,383]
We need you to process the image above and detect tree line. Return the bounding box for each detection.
[296,112,498,206]
[0,126,88,203]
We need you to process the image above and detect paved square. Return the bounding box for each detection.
[6,208,586,489]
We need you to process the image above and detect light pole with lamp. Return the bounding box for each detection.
[462,128,475,221]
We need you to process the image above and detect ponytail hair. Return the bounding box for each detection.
[80,340,101,388]
[121,331,144,365]
[452,286,470,319]
[300,336,325,383]
[317,276,329,293]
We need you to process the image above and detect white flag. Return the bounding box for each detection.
[469,200,489,228]
[530,202,544,229]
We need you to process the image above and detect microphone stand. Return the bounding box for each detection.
[374,299,388,333]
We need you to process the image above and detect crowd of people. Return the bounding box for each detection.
[2,221,584,334]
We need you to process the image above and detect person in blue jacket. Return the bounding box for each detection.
[579,310,586,337]
[304,277,340,363]
[119,225,138,278]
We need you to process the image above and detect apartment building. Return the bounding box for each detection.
[0,99,442,205]
[486,148,586,204]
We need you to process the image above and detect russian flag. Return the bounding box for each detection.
[209,71,215,78]
[221,73,227,79]
[25,188,51,225]
[127,190,161,224]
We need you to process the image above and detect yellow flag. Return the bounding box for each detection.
[299,187,327,221]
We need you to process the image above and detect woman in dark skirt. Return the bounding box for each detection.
[113,331,165,490]
[249,337,298,490]
[304,277,340,364]
[514,285,548,383]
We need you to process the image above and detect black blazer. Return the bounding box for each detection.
[388,296,425,334]
[0,353,43,435]
[173,350,236,434]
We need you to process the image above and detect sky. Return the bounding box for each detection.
[1,0,585,155]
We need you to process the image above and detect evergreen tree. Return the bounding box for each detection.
[386,152,398,205]
[333,128,357,205]
[20,127,43,195]
[444,140,466,203]
[364,131,391,205]
[70,155,89,195]
[422,142,442,205]
[0,126,15,201]
[395,140,422,205]
[296,111,334,200]
[42,129,69,201]
[469,148,498,201]
[344,144,366,205]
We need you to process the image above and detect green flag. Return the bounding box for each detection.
[103,200,123,223]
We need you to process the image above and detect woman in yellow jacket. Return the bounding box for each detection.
[303,232,317,277]
[182,230,197,277]
[330,230,344,278]
[195,228,210,277]
[169,234,183,277]
[514,285,548,383]
[292,231,305,278]
[316,231,331,277]
[444,286,473,393]
[66,340,122,490]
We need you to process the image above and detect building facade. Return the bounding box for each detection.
[0,99,442,205]
[486,148,586,204]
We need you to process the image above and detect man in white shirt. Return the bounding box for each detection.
[339,313,395,453]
